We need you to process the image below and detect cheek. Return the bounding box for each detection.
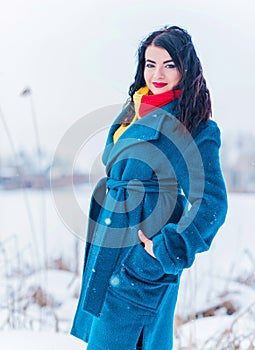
[167,72,180,86]
[174,71,182,84]
[144,70,151,83]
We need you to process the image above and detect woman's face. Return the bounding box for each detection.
[144,45,181,94]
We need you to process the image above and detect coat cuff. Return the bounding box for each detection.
[152,225,182,275]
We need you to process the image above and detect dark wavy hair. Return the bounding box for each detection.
[121,25,212,133]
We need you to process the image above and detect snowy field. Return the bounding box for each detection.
[0,330,86,350]
[1,187,255,349]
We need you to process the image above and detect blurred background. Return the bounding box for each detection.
[0,0,255,349]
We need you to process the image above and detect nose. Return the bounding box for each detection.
[154,66,165,80]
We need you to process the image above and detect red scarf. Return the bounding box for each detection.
[133,86,181,118]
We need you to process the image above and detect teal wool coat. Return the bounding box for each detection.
[70,101,228,349]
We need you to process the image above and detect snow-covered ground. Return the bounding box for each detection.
[174,275,255,349]
[1,189,255,349]
[0,330,86,350]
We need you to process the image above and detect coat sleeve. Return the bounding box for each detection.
[152,121,228,275]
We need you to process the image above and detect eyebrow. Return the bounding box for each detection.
[145,59,174,64]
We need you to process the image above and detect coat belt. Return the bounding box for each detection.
[106,176,177,193]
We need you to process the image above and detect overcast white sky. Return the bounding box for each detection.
[0,0,254,164]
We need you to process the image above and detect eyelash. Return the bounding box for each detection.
[145,63,176,69]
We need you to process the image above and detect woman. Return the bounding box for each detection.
[70,25,228,349]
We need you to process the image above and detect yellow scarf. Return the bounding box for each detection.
[113,86,150,144]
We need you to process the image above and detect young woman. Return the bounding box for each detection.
[70,25,228,350]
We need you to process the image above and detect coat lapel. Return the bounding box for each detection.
[102,101,178,168]
[102,106,128,166]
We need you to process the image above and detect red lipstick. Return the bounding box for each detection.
[152,82,168,88]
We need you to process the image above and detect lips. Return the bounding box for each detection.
[152,82,168,88]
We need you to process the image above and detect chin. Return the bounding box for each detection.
[151,88,171,95]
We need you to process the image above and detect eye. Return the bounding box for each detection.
[165,64,176,69]
[145,63,155,68]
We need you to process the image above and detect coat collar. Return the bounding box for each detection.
[102,100,179,167]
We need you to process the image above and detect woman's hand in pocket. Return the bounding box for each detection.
[138,229,156,258]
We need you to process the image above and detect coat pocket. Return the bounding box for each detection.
[109,243,179,312]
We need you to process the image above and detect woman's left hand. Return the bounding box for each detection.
[138,229,156,258]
